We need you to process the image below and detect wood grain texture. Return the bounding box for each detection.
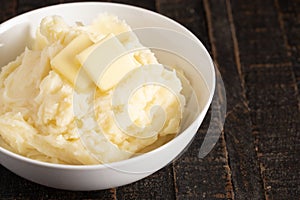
[0,167,115,200]
[230,0,300,199]
[229,0,290,66]
[276,0,300,110]
[116,166,176,199]
[204,0,265,199]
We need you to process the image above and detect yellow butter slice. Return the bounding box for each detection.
[77,34,140,91]
[50,33,94,92]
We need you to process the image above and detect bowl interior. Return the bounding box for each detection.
[0,2,215,164]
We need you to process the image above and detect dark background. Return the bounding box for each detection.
[0,0,299,199]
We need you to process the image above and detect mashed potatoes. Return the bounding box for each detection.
[0,14,185,164]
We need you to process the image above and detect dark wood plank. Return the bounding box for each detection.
[0,166,115,200]
[0,0,17,23]
[229,0,290,66]
[276,0,300,110]
[109,0,156,11]
[245,67,300,199]
[116,166,175,199]
[18,0,156,13]
[173,115,234,199]
[204,0,266,199]
[156,0,234,199]
[17,0,61,14]
[230,0,300,199]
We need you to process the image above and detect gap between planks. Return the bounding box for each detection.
[203,0,235,199]
[111,188,117,200]
[225,0,268,199]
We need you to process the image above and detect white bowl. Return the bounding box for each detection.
[0,2,215,191]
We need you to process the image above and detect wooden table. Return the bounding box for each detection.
[1,0,299,199]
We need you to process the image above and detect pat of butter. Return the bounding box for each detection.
[77,34,140,91]
[50,33,94,92]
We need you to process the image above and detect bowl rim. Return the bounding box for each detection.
[0,2,216,170]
